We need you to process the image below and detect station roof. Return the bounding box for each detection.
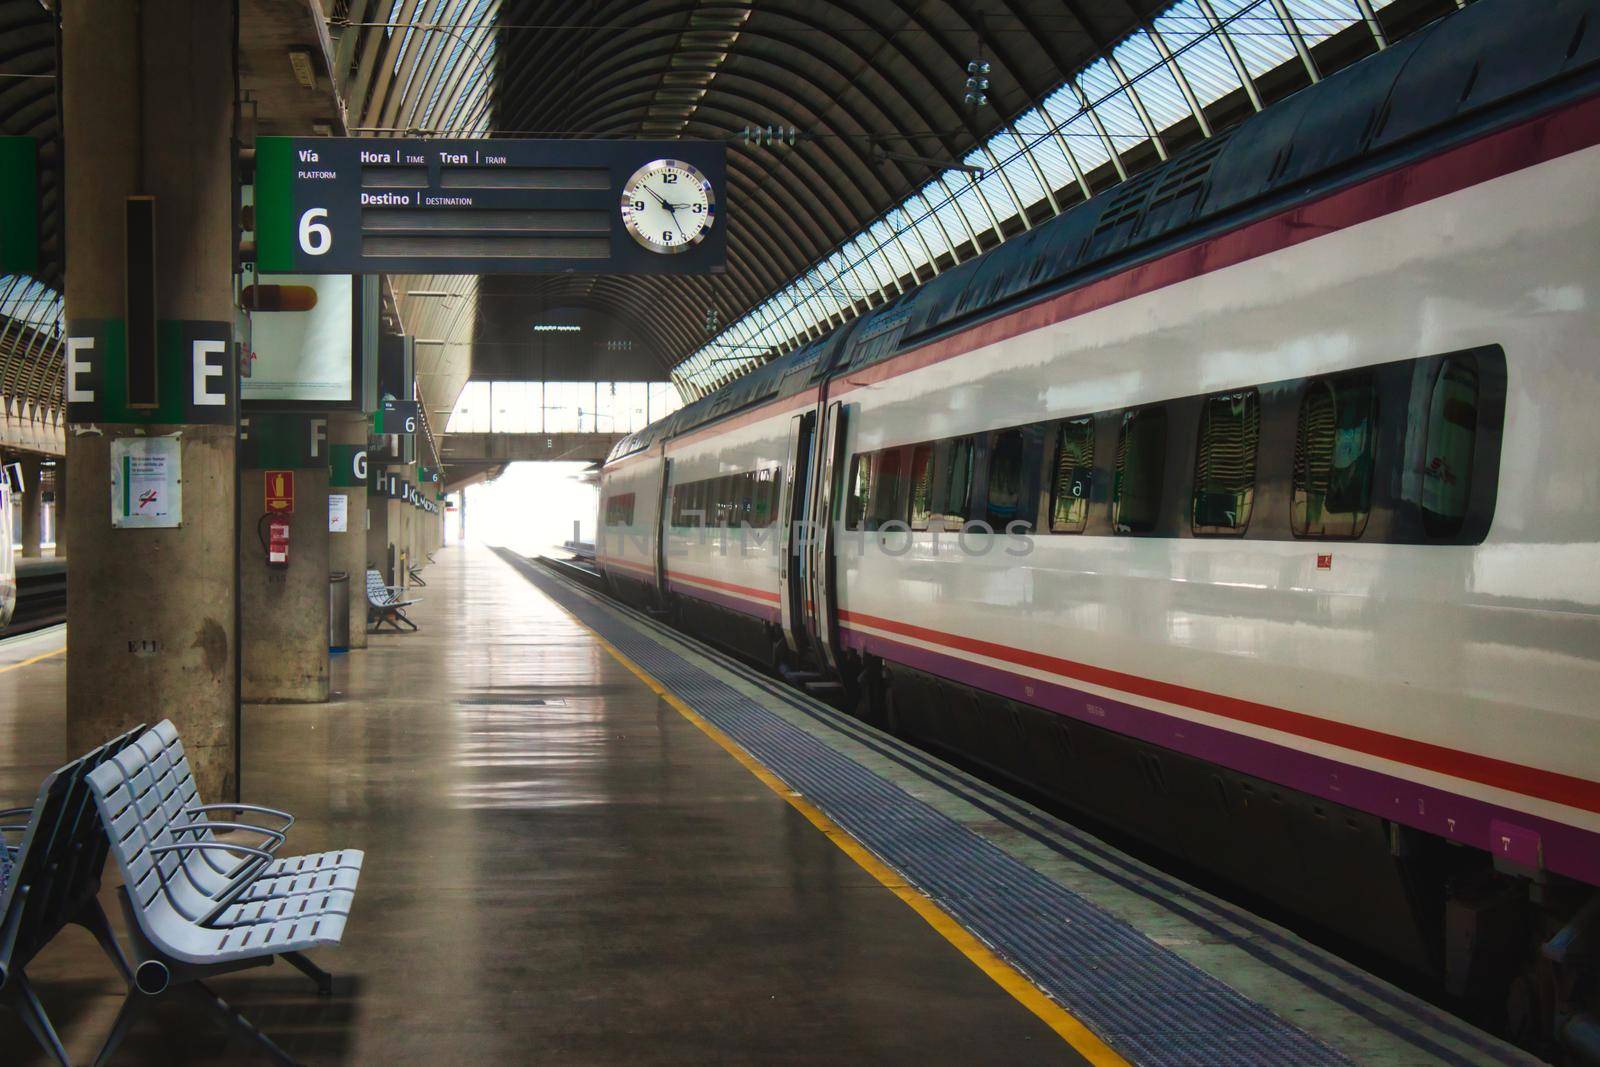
[0,0,1471,453]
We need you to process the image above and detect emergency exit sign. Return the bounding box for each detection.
[251,136,725,275]
[0,138,39,275]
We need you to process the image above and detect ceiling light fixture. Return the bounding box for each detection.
[287,47,317,90]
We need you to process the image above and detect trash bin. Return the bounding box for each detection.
[329,571,350,653]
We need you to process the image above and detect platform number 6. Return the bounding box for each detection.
[298,207,332,256]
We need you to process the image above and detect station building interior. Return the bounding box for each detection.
[0,0,1597,1063]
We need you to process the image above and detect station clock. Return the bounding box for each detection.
[620,159,717,254]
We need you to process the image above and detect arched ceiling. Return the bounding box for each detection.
[331,0,1159,379]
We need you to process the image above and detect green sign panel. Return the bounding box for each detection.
[375,398,418,435]
[65,319,234,424]
[329,444,368,487]
[0,137,38,275]
[239,413,329,469]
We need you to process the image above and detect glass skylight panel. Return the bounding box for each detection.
[1208,0,1299,80]
[1116,36,1191,132]
[669,0,1391,394]
[1288,0,1365,47]
[1075,62,1148,153]
[1013,112,1076,195]
[1158,7,1244,105]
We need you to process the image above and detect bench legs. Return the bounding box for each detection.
[76,897,134,986]
[280,951,333,996]
[98,888,326,1066]
[369,608,417,633]
[189,980,300,1066]
[5,969,70,1066]
[94,980,300,1067]
[2,898,133,1066]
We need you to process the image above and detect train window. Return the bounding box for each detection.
[845,454,873,531]
[868,448,908,530]
[1193,390,1260,535]
[694,480,710,527]
[1050,418,1095,533]
[1113,407,1167,534]
[1421,356,1479,538]
[751,469,771,526]
[606,493,635,526]
[768,468,784,527]
[908,444,935,530]
[985,430,1025,529]
[732,473,748,527]
[728,474,744,527]
[929,436,975,528]
[1293,373,1377,539]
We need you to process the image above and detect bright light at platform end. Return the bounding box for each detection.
[456,463,597,556]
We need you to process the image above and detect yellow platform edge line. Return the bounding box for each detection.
[584,626,1129,1067]
[0,644,65,674]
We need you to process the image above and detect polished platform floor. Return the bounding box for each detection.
[0,546,1084,1065]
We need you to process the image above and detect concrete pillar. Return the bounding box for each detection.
[367,486,390,585]
[52,458,65,558]
[329,414,369,649]
[387,490,404,587]
[19,455,42,557]
[239,461,329,703]
[63,0,238,799]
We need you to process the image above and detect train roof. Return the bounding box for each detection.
[606,0,1600,468]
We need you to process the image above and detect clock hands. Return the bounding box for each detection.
[643,182,686,213]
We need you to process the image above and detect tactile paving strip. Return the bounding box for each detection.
[508,555,1350,1067]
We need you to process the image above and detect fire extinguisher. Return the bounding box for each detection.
[258,514,290,567]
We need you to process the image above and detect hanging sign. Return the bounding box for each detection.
[375,398,418,435]
[252,136,726,275]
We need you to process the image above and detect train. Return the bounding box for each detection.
[597,0,1600,1052]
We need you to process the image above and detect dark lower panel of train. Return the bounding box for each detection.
[868,657,1600,1053]
[607,573,1594,1054]
[608,572,778,666]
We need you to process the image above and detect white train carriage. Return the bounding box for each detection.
[599,0,1600,1036]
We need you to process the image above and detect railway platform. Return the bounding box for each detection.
[0,546,1532,1065]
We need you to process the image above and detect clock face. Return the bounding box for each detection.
[620,159,716,254]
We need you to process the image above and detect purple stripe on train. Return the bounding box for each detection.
[669,581,781,624]
[840,625,1600,888]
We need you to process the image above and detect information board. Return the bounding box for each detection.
[242,274,357,404]
[111,435,182,529]
[253,137,726,275]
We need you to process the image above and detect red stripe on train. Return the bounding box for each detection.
[838,609,1600,817]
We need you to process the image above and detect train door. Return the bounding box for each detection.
[805,399,849,674]
[777,411,814,654]
[652,448,672,603]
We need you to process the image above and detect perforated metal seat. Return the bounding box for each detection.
[87,721,363,1066]
[0,726,144,1066]
[366,568,420,632]
[115,721,362,908]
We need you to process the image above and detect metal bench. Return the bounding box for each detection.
[87,721,364,1065]
[406,559,427,587]
[1,726,144,1065]
[366,567,419,632]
